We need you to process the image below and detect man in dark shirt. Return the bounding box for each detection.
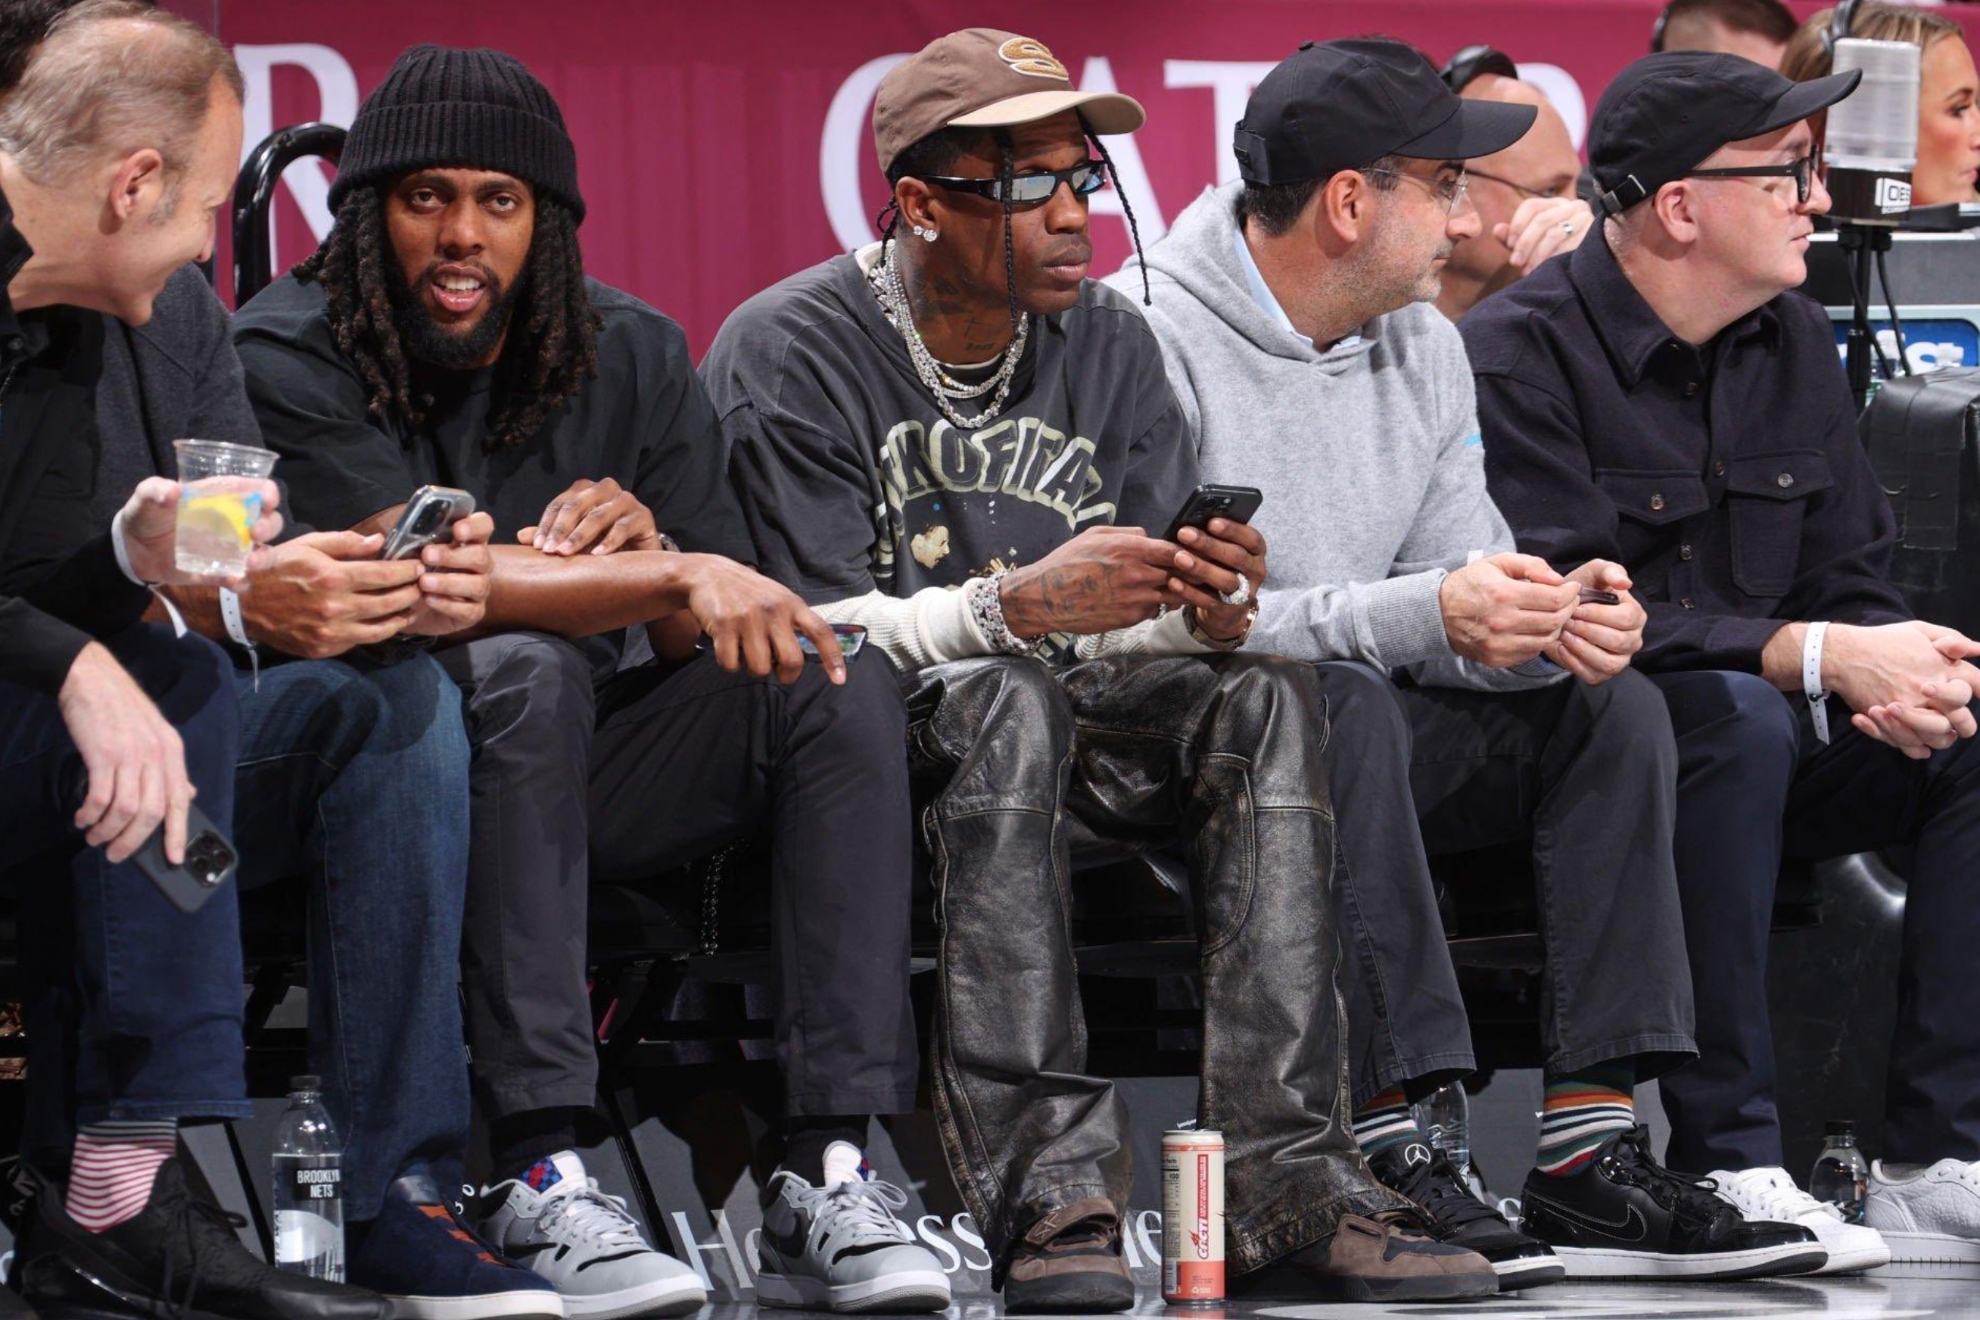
[236,44,949,1317]
[1467,51,1980,1262]
[705,28,1497,1311]
[0,6,386,1319]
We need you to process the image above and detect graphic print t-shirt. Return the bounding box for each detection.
[701,249,1199,642]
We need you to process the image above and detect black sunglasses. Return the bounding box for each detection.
[920,160,1109,206]
[1685,150,1823,206]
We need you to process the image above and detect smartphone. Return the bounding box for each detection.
[133,804,238,914]
[61,758,236,913]
[797,623,867,663]
[383,485,476,560]
[1578,587,1622,606]
[1162,483,1264,543]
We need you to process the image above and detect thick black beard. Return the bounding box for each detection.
[385,259,526,372]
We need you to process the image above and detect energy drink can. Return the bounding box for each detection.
[1161,1128,1225,1303]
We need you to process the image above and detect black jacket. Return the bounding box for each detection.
[1462,227,1910,675]
[0,189,150,694]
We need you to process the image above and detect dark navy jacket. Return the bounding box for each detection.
[1461,227,1910,675]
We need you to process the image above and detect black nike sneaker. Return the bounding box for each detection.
[1368,1141,1565,1290]
[1519,1126,1828,1280]
[17,1157,389,1320]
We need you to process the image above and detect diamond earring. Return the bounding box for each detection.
[921,228,938,242]
[910,223,925,237]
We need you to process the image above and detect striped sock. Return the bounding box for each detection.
[1536,1063,1635,1177]
[1351,1087,1424,1158]
[67,1121,177,1231]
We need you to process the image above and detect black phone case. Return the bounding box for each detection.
[1162,484,1265,542]
[133,803,237,914]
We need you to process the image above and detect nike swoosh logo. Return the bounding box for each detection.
[1525,1192,1651,1243]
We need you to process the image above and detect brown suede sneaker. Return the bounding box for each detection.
[1003,1196,1137,1314]
[1231,1210,1500,1301]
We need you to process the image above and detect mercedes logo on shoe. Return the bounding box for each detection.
[1403,1144,1433,1168]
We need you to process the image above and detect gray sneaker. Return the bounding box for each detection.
[755,1142,951,1313]
[478,1152,705,1319]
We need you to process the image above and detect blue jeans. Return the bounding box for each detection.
[234,655,471,1221]
[0,626,249,1136]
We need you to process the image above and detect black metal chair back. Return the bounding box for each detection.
[231,122,346,306]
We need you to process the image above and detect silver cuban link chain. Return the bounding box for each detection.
[867,238,1030,429]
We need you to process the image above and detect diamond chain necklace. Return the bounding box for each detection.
[867,238,1030,429]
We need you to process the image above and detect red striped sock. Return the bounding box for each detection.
[68,1121,177,1231]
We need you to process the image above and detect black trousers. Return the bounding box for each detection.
[440,634,919,1122]
[1654,670,1980,1170]
[907,654,1406,1284]
[1310,663,1696,1108]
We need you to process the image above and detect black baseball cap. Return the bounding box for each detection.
[1234,38,1536,187]
[1589,51,1860,215]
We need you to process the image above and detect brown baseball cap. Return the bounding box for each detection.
[872,29,1145,175]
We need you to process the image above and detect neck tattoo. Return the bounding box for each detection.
[867,237,1030,429]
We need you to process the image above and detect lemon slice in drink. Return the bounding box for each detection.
[180,493,254,551]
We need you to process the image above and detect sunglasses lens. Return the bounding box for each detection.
[1006,176,1055,204]
[1076,165,1108,195]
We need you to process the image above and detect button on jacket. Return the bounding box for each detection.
[1460,227,1910,674]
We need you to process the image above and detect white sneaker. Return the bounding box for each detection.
[755,1142,951,1313]
[479,1152,706,1319]
[1709,1167,1890,1274]
[1865,1158,1980,1263]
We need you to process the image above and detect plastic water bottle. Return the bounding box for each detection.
[272,1075,345,1281]
[1413,1082,1471,1173]
[1810,1120,1870,1224]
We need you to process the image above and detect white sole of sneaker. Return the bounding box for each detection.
[388,1289,566,1320]
[1810,1242,1893,1274]
[1493,1255,1568,1290]
[558,1274,708,1319]
[755,1268,953,1314]
[1876,1231,1980,1264]
[1553,1243,1828,1280]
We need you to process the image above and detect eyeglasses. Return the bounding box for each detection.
[1685,151,1823,206]
[1365,166,1470,214]
[920,160,1110,207]
[1466,167,1575,202]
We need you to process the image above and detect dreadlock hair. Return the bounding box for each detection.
[295,184,602,451]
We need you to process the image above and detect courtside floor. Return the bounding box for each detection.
[12,1276,1979,1320]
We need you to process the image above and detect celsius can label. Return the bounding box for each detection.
[1162,1129,1225,1303]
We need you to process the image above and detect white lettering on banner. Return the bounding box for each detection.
[1134,1208,1163,1269]
[823,53,908,251]
[665,1209,754,1294]
[1073,57,1167,240]
[1517,62,1588,151]
[1164,60,1276,187]
[234,43,359,267]
[951,1211,997,1273]
[915,1214,965,1272]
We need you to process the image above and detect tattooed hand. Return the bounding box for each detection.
[999,526,1189,638]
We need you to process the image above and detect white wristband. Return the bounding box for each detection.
[1804,621,1831,744]
[110,510,188,639]
[220,586,259,690]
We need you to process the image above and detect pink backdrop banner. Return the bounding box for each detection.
[187,0,1980,353]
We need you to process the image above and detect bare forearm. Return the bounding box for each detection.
[1759,621,1807,690]
[645,610,701,660]
[478,545,696,639]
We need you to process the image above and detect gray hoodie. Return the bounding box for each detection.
[1106,182,1555,691]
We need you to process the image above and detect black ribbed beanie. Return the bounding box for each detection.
[329,44,584,222]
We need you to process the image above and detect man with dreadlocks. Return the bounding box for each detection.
[703,27,1497,1312]
[235,44,947,1320]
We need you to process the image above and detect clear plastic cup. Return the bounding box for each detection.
[173,439,277,578]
